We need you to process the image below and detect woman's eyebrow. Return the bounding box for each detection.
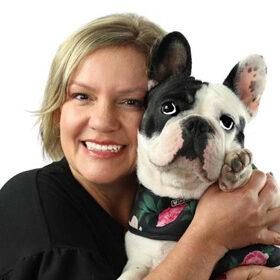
[68,81,96,92]
[69,81,147,95]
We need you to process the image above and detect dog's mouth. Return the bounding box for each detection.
[165,155,215,184]
[158,136,224,184]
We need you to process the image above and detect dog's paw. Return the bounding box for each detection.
[219,149,253,192]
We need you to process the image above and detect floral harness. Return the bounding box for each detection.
[128,184,280,278]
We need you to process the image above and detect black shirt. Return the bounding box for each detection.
[0,159,127,279]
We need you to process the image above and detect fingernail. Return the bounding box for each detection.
[266,172,274,178]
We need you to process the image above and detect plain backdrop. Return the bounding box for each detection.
[0,0,279,187]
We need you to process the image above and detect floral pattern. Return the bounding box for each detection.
[128,184,280,279]
[241,250,269,265]
[156,204,186,227]
[128,184,197,241]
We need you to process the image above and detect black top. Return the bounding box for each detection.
[0,159,127,280]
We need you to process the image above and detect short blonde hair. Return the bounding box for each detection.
[38,13,165,160]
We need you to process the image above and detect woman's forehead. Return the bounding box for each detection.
[68,46,148,90]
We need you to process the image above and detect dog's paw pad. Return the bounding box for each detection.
[219,149,253,192]
[225,149,252,174]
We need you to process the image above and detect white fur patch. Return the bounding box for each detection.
[145,119,184,167]
[147,79,158,91]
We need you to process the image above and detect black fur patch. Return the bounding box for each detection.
[178,116,215,161]
[223,63,238,93]
[235,117,246,147]
[140,74,204,138]
[149,31,192,82]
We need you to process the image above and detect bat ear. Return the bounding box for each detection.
[223,55,267,118]
[149,31,192,83]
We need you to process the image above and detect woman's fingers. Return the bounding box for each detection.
[194,170,280,251]
[265,207,280,228]
[225,265,280,279]
[243,170,267,194]
[258,173,279,209]
[255,227,280,245]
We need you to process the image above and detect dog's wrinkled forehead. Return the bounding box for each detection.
[141,74,204,138]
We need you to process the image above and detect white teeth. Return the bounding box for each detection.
[85,142,122,153]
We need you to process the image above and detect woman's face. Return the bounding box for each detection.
[59,46,148,187]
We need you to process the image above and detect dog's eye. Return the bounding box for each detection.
[161,102,178,116]
[220,115,235,131]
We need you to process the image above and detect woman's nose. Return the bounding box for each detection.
[88,101,120,132]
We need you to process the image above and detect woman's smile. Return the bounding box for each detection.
[82,140,126,158]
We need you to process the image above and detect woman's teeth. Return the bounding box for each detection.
[85,142,123,153]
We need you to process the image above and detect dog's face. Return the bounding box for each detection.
[137,32,267,199]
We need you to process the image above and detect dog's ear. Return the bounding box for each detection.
[149,31,192,84]
[223,55,267,118]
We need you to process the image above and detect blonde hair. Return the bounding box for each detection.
[38,13,165,160]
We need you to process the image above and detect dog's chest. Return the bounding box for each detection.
[128,184,198,241]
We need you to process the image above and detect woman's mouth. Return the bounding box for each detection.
[83,141,124,153]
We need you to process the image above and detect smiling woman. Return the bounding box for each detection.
[0,13,165,280]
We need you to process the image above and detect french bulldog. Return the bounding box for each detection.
[118,32,280,279]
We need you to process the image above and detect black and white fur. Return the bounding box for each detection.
[118,32,279,279]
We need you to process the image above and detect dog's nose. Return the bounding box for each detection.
[184,117,213,136]
[178,116,214,160]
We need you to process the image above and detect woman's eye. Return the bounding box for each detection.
[73,93,89,100]
[220,115,235,131]
[161,101,178,116]
[121,99,144,108]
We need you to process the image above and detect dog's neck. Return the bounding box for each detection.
[137,152,213,200]
[128,184,198,241]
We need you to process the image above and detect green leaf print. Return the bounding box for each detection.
[228,256,239,269]
[143,192,157,212]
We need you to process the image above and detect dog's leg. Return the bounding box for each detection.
[117,232,154,280]
[117,261,150,280]
[118,232,176,280]
[218,148,253,192]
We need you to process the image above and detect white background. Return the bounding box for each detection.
[0,0,279,187]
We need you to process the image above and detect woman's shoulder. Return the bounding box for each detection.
[1,168,39,194]
[0,159,126,279]
[0,166,50,275]
[0,159,70,199]
[0,160,78,272]
[0,159,82,239]
[0,158,111,254]
[0,159,67,194]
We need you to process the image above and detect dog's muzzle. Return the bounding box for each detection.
[178,116,215,160]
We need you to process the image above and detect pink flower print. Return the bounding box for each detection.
[129,215,139,230]
[156,204,185,227]
[241,250,269,265]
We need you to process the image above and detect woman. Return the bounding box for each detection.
[0,13,280,280]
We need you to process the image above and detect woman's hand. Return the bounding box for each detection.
[225,265,280,279]
[188,171,280,255]
[145,171,280,280]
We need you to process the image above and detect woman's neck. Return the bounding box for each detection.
[72,170,138,227]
